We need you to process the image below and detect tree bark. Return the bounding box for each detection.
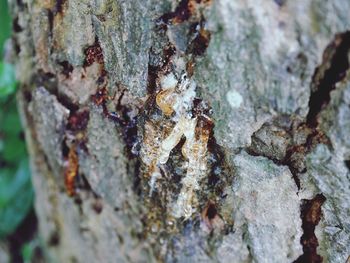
[10,0,350,262]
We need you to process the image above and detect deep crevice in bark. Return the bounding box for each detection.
[58,60,73,78]
[345,159,350,170]
[47,9,54,38]
[294,194,326,263]
[54,0,67,15]
[248,31,350,192]
[32,70,79,113]
[158,0,194,25]
[247,116,330,191]
[307,31,350,127]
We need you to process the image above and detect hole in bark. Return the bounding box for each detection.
[92,199,103,214]
[48,231,60,246]
[345,160,350,170]
[206,203,217,220]
[158,0,192,25]
[58,60,73,78]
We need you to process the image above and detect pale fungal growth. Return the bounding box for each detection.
[140,71,212,219]
[160,72,178,90]
[172,116,210,219]
[172,75,196,119]
[158,116,196,164]
[156,73,196,118]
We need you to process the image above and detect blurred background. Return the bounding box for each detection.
[0,1,41,262]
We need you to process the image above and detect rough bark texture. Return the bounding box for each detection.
[10,0,350,262]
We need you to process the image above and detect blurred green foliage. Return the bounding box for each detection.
[0,0,34,242]
[0,0,11,50]
[21,238,39,263]
[0,62,17,97]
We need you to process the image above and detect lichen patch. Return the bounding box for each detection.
[226,89,243,108]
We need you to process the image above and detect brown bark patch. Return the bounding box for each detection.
[64,144,79,196]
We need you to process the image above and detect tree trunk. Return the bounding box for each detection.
[10,0,350,262]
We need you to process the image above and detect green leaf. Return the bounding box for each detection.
[0,159,33,237]
[0,62,17,98]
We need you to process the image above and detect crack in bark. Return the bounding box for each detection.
[53,0,67,15]
[248,31,350,192]
[247,115,321,190]
[31,71,95,198]
[58,60,73,78]
[294,194,326,263]
[247,31,350,263]
[307,31,350,127]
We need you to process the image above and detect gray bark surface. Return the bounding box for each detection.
[10,0,350,262]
